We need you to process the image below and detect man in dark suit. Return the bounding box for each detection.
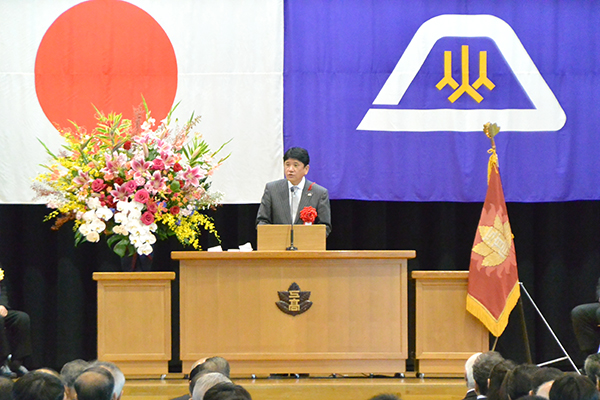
[256,147,332,236]
[571,277,600,357]
[0,264,31,378]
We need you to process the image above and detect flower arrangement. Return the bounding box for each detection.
[33,101,229,257]
[300,206,317,224]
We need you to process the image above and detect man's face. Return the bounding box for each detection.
[284,158,309,186]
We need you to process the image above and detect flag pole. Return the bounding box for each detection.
[517,296,533,364]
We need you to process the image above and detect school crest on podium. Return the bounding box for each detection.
[276,282,312,316]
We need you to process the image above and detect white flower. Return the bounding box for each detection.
[143,232,157,245]
[129,209,142,220]
[86,232,100,242]
[87,197,102,210]
[116,200,131,212]
[131,201,145,212]
[114,212,128,224]
[89,219,106,233]
[79,223,92,236]
[137,242,153,255]
[112,225,128,235]
[95,206,113,221]
[82,210,97,222]
[129,234,143,246]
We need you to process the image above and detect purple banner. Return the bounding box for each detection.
[284,0,599,202]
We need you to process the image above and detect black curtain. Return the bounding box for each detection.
[0,200,598,372]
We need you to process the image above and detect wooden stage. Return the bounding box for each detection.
[122,376,466,400]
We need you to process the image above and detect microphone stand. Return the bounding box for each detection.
[286,220,298,251]
[287,187,298,251]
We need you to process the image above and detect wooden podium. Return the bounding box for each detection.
[93,272,175,375]
[412,271,489,377]
[257,224,326,250]
[173,250,415,376]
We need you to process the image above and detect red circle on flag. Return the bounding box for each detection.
[35,0,178,131]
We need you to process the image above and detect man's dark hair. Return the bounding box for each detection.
[473,351,505,396]
[514,396,547,400]
[74,366,115,400]
[503,364,540,400]
[203,382,252,400]
[189,357,231,394]
[12,370,66,400]
[549,373,599,400]
[60,359,90,388]
[0,376,13,400]
[487,359,516,400]
[584,353,600,385]
[283,147,309,166]
[531,367,564,392]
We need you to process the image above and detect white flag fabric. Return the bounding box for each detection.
[0,0,283,204]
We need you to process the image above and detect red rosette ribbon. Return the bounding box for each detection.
[300,206,317,224]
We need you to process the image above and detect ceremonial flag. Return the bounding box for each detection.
[466,127,519,337]
[0,0,283,204]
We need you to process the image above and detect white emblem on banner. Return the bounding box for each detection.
[357,14,566,132]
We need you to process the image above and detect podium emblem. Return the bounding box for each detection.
[276,282,312,316]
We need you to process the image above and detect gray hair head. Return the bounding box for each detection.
[192,372,232,400]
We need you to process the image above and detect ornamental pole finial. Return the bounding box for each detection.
[483,122,500,151]
[483,122,501,183]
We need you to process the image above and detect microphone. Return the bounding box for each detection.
[287,186,298,251]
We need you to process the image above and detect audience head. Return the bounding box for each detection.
[368,395,401,400]
[531,368,564,390]
[89,360,125,400]
[584,353,600,389]
[514,396,547,400]
[203,382,251,400]
[488,359,517,400]
[531,367,564,398]
[12,370,66,400]
[192,372,232,400]
[189,358,209,379]
[61,359,90,399]
[190,356,231,380]
[74,366,115,400]
[465,352,482,389]
[503,363,540,400]
[549,373,599,400]
[0,376,13,400]
[473,351,505,395]
[189,357,231,395]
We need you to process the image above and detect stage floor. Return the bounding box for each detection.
[122,376,466,400]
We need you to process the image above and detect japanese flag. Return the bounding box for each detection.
[0,0,283,204]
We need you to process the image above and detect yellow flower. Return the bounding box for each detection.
[0,269,4,281]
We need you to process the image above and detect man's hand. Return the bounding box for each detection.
[0,306,7,317]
